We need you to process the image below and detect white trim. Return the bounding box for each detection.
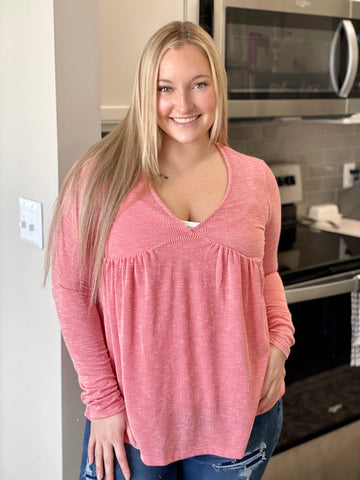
[184,0,199,22]
[101,105,128,123]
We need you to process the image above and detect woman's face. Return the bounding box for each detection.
[156,44,217,148]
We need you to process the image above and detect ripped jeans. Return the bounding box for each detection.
[80,398,283,480]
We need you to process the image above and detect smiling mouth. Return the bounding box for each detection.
[171,115,200,124]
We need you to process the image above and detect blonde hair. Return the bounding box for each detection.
[45,21,228,300]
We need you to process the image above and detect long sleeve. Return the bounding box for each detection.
[51,198,125,419]
[263,165,295,358]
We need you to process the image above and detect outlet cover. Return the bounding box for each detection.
[19,197,43,249]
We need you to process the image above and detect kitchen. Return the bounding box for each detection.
[233,121,360,478]
[203,2,360,478]
[1,0,360,479]
[204,2,360,478]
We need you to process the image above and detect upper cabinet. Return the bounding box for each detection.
[99,0,198,129]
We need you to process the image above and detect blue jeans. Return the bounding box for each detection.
[80,398,283,480]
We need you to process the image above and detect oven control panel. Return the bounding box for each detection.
[269,163,302,205]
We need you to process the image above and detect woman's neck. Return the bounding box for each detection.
[158,137,217,175]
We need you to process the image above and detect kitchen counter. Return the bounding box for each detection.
[307,217,360,238]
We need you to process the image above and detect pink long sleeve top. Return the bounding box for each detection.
[52,144,295,466]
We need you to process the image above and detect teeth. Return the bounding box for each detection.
[172,116,198,124]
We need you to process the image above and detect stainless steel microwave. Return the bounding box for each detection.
[188,0,360,118]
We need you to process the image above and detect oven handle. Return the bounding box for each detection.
[285,273,358,304]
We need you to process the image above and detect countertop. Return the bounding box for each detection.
[308,217,360,238]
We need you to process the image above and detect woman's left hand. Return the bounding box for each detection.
[258,345,286,413]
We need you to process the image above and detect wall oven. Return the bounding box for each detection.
[194,0,360,118]
[270,164,360,452]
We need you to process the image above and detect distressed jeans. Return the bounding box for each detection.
[80,398,283,480]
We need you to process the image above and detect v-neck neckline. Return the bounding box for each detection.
[149,144,232,232]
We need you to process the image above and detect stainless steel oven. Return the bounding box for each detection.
[191,0,360,118]
[277,235,360,451]
[269,163,360,452]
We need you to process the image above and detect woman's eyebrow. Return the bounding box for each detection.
[192,74,212,81]
[157,78,173,84]
[158,74,211,83]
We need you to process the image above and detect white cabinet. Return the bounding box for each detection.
[100,0,196,129]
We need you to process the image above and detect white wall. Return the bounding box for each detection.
[0,1,100,478]
[0,1,62,478]
[99,0,184,125]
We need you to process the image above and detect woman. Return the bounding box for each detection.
[47,21,294,480]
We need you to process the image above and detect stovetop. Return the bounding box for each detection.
[278,223,360,286]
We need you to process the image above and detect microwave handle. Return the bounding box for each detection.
[340,20,359,97]
[330,20,359,98]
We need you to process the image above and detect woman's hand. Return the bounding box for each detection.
[258,345,286,413]
[88,410,136,480]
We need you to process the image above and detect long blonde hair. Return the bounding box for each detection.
[46,21,228,300]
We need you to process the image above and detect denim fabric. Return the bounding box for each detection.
[80,398,283,480]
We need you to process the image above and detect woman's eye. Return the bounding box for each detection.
[158,86,172,93]
[194,82,207,89]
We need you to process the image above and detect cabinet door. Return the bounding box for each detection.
[100,0,184,129]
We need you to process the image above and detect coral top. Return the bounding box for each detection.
[52,144,294,466]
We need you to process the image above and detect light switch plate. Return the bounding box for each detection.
[19,197,43,249]
[343,162,356,189]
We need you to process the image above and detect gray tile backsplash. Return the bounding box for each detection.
[338,181,360,219]
[228,120,360,218]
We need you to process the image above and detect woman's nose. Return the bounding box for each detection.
[177,89,193,113]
